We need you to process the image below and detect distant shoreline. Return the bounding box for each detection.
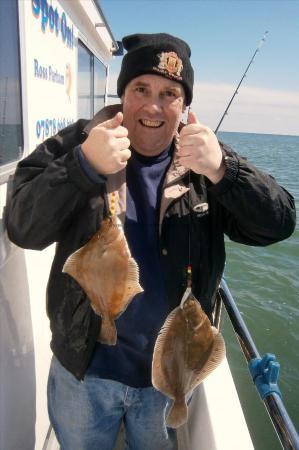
[218,130,299,138]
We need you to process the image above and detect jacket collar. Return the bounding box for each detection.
[85,104,190,228]
[85,103,189,183]
[83,104,123,134]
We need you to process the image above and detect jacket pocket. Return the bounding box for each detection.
[56,277,94,352]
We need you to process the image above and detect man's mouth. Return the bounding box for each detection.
[139,119,164,128]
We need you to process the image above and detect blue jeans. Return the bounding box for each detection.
[47,356,178,450]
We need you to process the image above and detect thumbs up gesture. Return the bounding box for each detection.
[81,112,131,174]
[178,111,225,184]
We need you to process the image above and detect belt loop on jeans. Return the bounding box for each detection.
[123,386,130,406]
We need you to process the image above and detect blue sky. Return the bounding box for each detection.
[100,0,299,135]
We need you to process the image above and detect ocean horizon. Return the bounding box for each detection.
[220,130,299,138]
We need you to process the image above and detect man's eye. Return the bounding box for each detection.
[135,86,146,93]
[164,90,176,98]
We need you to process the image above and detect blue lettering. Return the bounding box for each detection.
[45,119,49,136]
[61,14,73,48]
[36,118,74,138]
[68,25,74,48]
[54,8,59,34]
[61,12,66,42]
[34,59,48,80]
[32,0,40,16]
[41,0,48,32]
[65,24,72,47]
[48,65,64,84]
[48,6,55,30]
[34,59,39,76]
[32,0,73,49]
[36,121,41,138]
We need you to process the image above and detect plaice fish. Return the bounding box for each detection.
[62,215,143,345]
[152,288,225,428]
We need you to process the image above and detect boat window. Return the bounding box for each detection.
[78,40,107,119]
[0,0,23,168]
[94,57,107,114]
[78,41,93,119]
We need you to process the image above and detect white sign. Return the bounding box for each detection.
[23,0,78,149]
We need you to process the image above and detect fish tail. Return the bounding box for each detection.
[99,316,117,346]
[166,396,188,428]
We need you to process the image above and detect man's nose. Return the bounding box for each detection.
[142,95,163,113]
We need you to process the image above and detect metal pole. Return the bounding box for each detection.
[214,31,268,134]
[218,279,299,450]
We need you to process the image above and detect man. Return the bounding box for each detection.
[6,33,295,449]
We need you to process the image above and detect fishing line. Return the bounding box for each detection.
[187,169,192,289]
[176,104,193,292]
[186,106,192,289]
[214,31,269,134]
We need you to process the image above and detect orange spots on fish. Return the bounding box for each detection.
[152,289,225,428]
[62,215,143,345]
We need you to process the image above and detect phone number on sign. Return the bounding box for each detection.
[36,118,74,139]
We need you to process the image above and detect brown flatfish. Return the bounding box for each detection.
[152,288,225,428]
[62,215,143,345]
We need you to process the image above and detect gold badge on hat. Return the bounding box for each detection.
[153,52,183,80]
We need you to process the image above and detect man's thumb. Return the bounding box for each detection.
[187,110,198,125]
[102,111,123,129]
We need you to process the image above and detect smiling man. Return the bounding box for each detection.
[122,74,185,156]
[6,33,296,450]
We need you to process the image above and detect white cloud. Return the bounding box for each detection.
[106,74,299,135]
[192,82,299,136]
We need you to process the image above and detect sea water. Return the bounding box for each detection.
[218,131,299,450]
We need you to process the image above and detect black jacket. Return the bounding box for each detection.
[6,107,296,380]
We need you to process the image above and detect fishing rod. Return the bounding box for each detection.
[214,31,268,134]
[216,279,299,450]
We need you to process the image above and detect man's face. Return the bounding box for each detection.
[122,74,185,156]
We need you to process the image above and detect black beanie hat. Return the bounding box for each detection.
[117,33,194,106]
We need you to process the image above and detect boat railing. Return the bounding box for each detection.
[216,278,299,450]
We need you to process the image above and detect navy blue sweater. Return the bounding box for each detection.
[81,146,173,387]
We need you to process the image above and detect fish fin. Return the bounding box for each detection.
[123,258,143,299]
[190,330,226,389]
[127,257,140,280]
[152,307,180,358]
[156,307,181,340]
[98,315,117,346]
[166,396,188,429]
[152,307,181,396]
[62,247,83,278]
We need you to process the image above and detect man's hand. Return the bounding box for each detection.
[177,111,225,184]
[81,112,131,174]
